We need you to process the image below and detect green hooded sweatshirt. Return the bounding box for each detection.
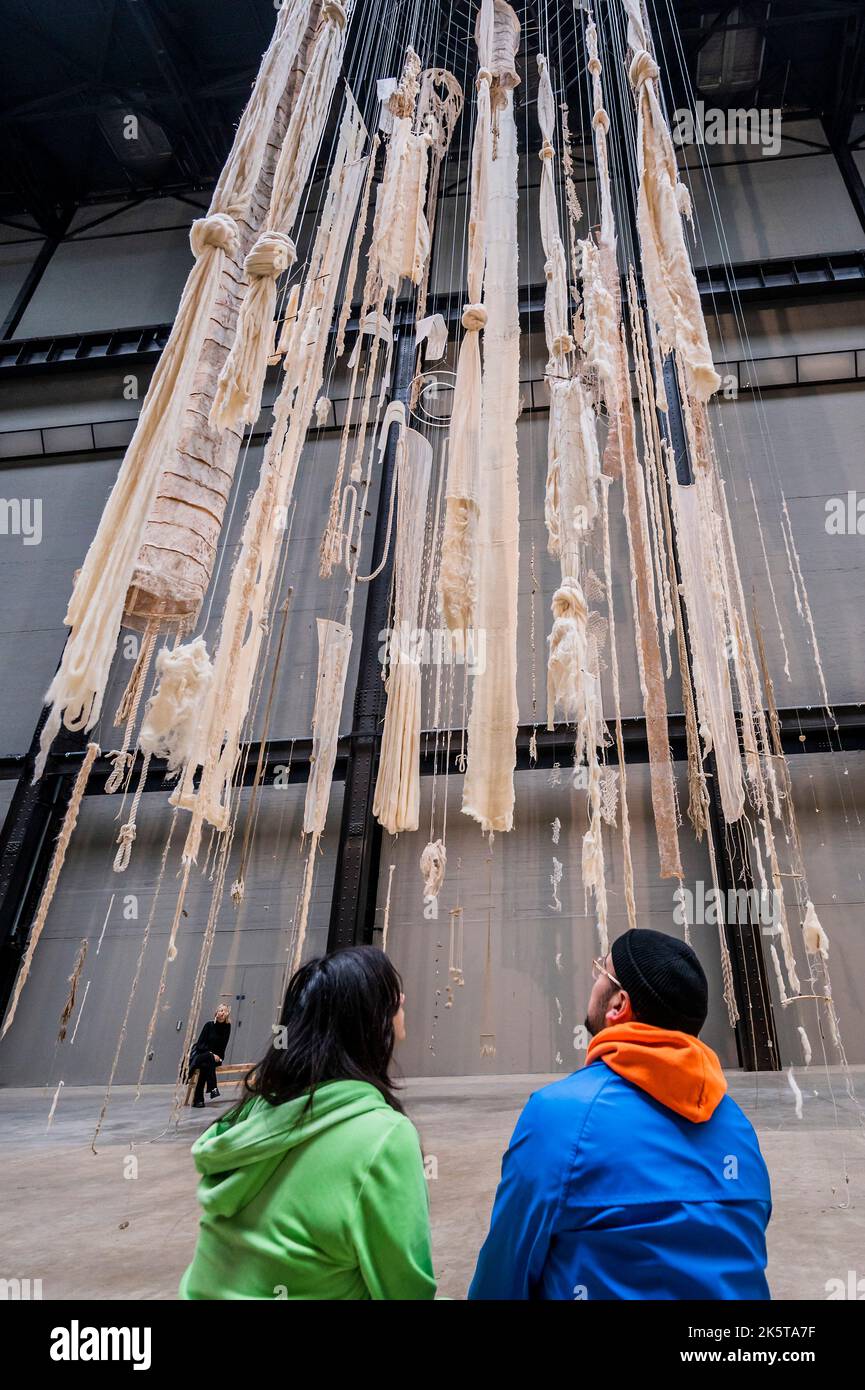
[179,1080,436,1301]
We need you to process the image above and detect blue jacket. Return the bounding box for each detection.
[469,1060,772,1300]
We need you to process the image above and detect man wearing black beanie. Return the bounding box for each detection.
[469,929,772,1300]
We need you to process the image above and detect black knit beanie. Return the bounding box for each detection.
[610,929,708,1035]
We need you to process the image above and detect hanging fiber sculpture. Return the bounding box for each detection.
[35,3,317,778]
[438,0,494,635]
[462,0,521,835]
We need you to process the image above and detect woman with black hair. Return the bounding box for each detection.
[180,946,436,1300]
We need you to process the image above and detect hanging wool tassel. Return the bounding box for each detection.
[547,580,589,730]
[304,619,353,836]
[138,637,213,775]
[314,396,332,426]
[670,479,745,822]
[550,857,564,912]
[769,943,790,1006]
[802,900,830,960]
[420,839,447,902]
[545,376,601,578]
[2,742,100,1037]
[798,1025,813,1066]
[480,912,497,1058]
[34,7,316,776]
[335,133,380,359]
[462,0,521,834]
[381,864,397,954]
[373,427,433,834]
[787,1066,804,1120]
[560,100,583,291]
[57,938,88,1043]
[211,1,353,432]
[439,0,494,634]
[46,1080,64,1131]
[448,906,465,987]
[536,55,573,365]
[372,49,434,292]
[621,0,720,401]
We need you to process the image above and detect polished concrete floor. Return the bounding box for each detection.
[1,1070,863,1300]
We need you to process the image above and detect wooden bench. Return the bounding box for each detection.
[183,1062,252,1107]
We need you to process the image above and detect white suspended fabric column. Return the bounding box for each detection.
[438,0,493,635]
[304,619,353,838]
[462,1,521,835]
[373,426,434,835]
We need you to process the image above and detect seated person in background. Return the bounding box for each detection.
[469,929,772,1300]
[189,1004,231,1107]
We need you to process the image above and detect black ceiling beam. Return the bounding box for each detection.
[125,0,224,181]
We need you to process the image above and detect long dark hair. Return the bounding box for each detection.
[239,946,405,1116]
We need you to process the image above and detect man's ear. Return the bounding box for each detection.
[605,990,634,1026]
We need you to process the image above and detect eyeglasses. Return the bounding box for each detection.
[592,957,624,990]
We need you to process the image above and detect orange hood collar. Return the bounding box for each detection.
[586,1022,727,1123]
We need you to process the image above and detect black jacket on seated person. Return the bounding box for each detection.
[190,1020,231,1069]
[189,1021,231,1102]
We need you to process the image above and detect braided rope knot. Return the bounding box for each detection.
[323,0,346,27]
[113,820,137,873]
[540,138,554,162]
[190,213,238,259]
[245,231,296,279]
[629,49,659,90]
[476,67,493,88]
[461,303,487,331]
[592,109,610,133]
[104,749,133,796]
[588,56,601,76]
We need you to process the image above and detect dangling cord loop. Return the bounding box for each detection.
[114,752,151,872]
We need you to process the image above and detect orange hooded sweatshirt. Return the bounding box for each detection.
[586,1021,727,1123]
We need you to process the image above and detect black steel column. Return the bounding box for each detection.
[326,326,416,951]
[0,703,88,1025]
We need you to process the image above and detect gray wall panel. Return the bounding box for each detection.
[762,752,865,1069]
[15,231,191,338]
[0,456,120,750]
[0,783,342,1087]
[378,764,739,1078]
